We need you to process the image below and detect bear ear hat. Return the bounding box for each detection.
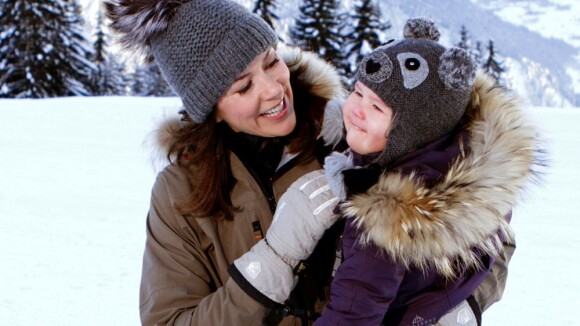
[104,0,188,61]
[439,47,477,91]
[403,17,441,41]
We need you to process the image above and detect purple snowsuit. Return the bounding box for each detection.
[316,130,512,326]
[312,73,544,326]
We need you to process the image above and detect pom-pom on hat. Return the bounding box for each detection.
[356,17,477,166]
[105,0,278,123]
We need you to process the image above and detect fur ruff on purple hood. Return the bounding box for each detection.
[337,73,543,278]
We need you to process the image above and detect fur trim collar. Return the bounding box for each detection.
[341,73,544,278]
[149,45,345,162]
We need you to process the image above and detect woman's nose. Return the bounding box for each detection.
[259,72,283,101]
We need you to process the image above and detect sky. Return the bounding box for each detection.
[0,97,578,325]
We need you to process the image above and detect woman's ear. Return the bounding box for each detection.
[214,104,223,123]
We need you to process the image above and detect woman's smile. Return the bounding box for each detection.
[260,98,287,120]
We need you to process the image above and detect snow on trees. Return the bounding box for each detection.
[0,0,96,98]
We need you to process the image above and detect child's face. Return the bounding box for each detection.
[343,82,394,155]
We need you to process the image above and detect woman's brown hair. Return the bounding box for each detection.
[168,70,326,220]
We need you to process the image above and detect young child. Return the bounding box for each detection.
[309,18,543,325]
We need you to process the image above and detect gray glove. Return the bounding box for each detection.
[234,169,340,303]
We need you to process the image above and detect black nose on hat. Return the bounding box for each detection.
[366,59,381,74]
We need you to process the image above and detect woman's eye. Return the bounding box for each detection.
[267,58,280,68]
[238,81,252,95]
[373,104,384,113]
[354,91,363,97]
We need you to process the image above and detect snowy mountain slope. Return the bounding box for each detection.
[472,0,580,103]
[380,0,579,107]
[474,0,580,48]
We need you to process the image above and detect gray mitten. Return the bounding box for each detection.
[233,169,340,303]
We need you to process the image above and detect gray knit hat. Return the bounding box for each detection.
[105,0,278,123]
[356,18,477,166]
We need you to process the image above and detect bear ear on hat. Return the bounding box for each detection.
[104,0,189,61]
[403,17,441,41]
[438,47,477,91]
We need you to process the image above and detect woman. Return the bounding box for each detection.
[105,1,513,325]
[105,0,345,324]
[311,18,543,325]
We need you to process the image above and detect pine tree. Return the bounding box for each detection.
[289,0,315,50]
[457,25,471,51]
[345,0,390,80]
[147,63,174,96]
[0,0,95,98]
[91,10,126,95]
[61,0,96,95]
[93,11,107,70]
[128,60,148,96]
[290,0,349,79]
[253,0,278,30]
[456,26,486,72]
[130,61,174,97]
[482,39,506,84]
[472,40,483,66]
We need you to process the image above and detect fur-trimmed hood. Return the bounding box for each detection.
[339,73,544,278]
[150,45,346,160]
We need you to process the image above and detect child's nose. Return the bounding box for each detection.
[352,103,366,120]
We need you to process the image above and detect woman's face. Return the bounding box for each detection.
[343,82,394,155]
[216,48,296,137]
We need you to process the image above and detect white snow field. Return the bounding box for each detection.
[0,97,578,325]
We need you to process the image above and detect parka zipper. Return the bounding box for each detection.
[241,153,303,214]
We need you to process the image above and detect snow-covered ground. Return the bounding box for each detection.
[0,97,578,325]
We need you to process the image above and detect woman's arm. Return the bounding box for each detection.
[465,211,516,317]
[473,241,515,312]
[139,172,269,326]
[436,241,515,326]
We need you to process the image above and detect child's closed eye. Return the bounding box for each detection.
[373,104,384,113]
